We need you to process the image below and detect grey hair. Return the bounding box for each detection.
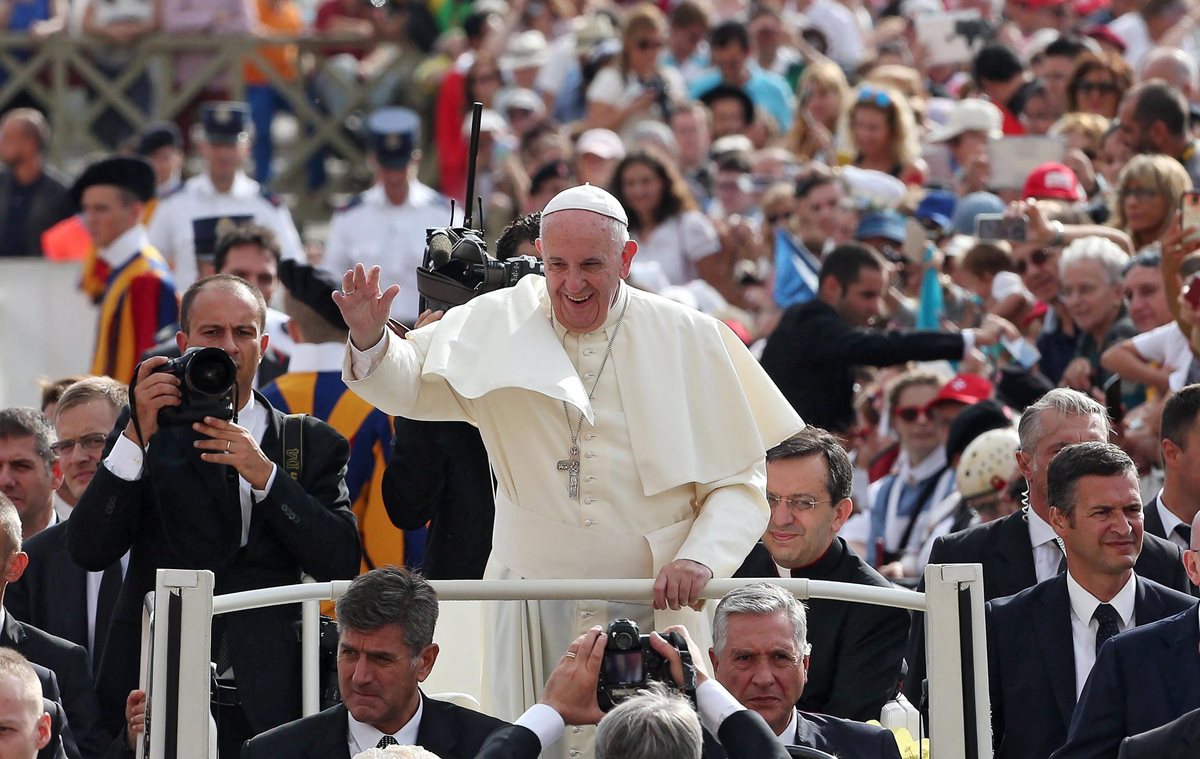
[540,211,630,249]
[335,566,439,654]
[1046,441,1137,518]
[0,494,22,555]
[0,407,55,468]
[595,683,702,759]
[1059,236,1131,286]
[713,582,812,657]
[1017,388,1110,453]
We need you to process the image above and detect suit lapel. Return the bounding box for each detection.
[1,612,27,648]
[1032,576,1078,727]
[793,710,818,747]
[1160,609,1200,717]
[993,512,1038,596]
[413,695,457,757]
[305,705,352,759]
[1144,498,1167,540]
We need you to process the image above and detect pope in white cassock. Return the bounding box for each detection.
[335,184,802,759]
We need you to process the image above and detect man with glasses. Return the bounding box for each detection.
[6,378,129,676]
[734,428,909,723]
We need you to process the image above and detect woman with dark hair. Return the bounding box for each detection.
[1067,52,1133,119]
[609,150,721,288]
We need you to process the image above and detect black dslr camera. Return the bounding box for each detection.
[153,346,237,425]
[416,226,544,313]
[596,619,696,712]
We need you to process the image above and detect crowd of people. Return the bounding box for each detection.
[7,0,1200,758]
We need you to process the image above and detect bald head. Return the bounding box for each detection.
[1140,47,1200,100]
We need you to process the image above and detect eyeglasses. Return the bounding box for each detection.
[1014,248,1052,276]
[50,432,107,457]
[857,87,891,108]
[1077,81,1119,96]
[766,494,835,511]
[1122,249,1162,275]
[635,38,664,51]
[767,210,794,225]
[894,405,934,423]
[1119,187,1159,201]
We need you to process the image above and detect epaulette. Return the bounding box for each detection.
[259,188,284,208]
[334,193,366,214]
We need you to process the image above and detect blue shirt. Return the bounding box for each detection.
[689,66,796,132]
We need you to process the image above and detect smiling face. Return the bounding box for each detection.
[1124,264,1171,333]
[537,210,637,334]
[763,455,852,569]
[711,611,806,737]
[1061,259,1123,336]
[850,105,891,161]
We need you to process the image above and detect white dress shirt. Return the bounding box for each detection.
[776,708,800,746]
[347,694,424,754]
[53,492,73,522]
[102,392,277,546]
[1066,571,1136,700]
[1027,507,1065,584]
[1154,491,1191,550]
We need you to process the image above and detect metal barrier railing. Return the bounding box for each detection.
[141,566,991,759]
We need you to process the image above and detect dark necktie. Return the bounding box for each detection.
[93,561,123,670]
[1093,603,1121,655]
[1175,524,1193,548]
[376,736,399,749]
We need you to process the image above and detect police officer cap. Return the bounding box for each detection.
[192,215,252,257]
[137,121,182,156]
[71,156,157,209]
[278,259,347,331]
[201,101,251,144]
[542,183,628,225]
[367,107,420,169]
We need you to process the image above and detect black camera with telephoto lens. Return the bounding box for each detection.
[153,346,238,425]
[596,619,696,712]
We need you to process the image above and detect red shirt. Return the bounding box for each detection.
[314,0,374,59]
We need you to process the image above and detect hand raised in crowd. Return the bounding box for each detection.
[1161,212,1200,265]
[192,416,275,489]
[123,356,181,446]
[124,690,146,751]
[1061,357,1095,392]
[1010,198,1052,244]
[540,626,607,726]
[653,559,713,611]
[332,263,400,351]
[972,313,1019,347]
[1063,148,1098,197]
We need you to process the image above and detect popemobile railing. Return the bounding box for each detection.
[137,565,991,759]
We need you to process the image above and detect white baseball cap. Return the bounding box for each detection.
[576,128,625,160]
[543,183,629,225]
[927,99,1003,143]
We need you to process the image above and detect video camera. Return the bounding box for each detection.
[152,346,237,425]
[596,619,697,712]
[416,102,544,314]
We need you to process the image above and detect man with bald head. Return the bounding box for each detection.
[0,649,52,759]
[1139,47,1200,103]
[0,109,72,257]
[339,184,801,759]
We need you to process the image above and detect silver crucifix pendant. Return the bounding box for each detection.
[557,445,580,500]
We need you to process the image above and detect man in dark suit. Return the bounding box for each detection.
[242,567,507,758]
[734,428,908,722]
[66,274,361,756]
[1119,706,1200,759]
[987,442,1196,758]
[0,494,108,759]
[759,242,1014,433]
[7,377,130,674]
[904,389,1191,704]
[0,108,73,257]
[1144,386,1200,551]
[1053,513,1200,759]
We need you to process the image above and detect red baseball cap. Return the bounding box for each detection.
[931,374,994,408]
[1022,162,1085,202]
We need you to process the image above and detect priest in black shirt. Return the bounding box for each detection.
[735,428,910,722]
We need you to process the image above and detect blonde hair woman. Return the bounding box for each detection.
[839,83,926,186]
[784,60,849,162]
[1110,154,1192,251]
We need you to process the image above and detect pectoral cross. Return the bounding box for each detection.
[557,445,580,500]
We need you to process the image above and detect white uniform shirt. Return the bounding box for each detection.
[321,183,456,326]
[147,172,303,290]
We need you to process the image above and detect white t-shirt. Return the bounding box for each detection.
[585,65,686,136]
[1131,321,1193,391]
[635,210,721,285]
[991,271,1032,302]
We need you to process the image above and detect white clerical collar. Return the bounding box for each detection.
[98,225,149,268]
[347,694,423,753]
[549,280,631,341]
[286,343,346,374]
[1066,570,1137,628]
[1026,504,1059,549]
[777,708,799,747]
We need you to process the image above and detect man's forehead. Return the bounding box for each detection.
[0,435,41,461]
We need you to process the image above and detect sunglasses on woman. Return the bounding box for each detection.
[857,87,891,108]
[1014,248,1052,276]
[894,404,934,423]
[1077,81,1119,96]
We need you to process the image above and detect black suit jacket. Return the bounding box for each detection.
[1,613,108,759]
[43,697,70,759]
[1053,604,1200,759]
[241,696,509,759]
[700,709,900,759]
[0,166,73,256]
[903,508,1191,703]
[987,574,1195,758]
[759,299,965,433]
[1119,706,1200,759]
[382,418,494,580]
[734,539,910,721]
[66,393,361,737]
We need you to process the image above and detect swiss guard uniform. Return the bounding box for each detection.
[260,260,420,572]
[73,157,179,384]
[321,108,457,326]
[147,102,303,290]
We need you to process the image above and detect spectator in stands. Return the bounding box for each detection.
[573,128,624,188]
[0,493,108,759]
[146,101,304,290]
[244,0,306,186]
[0,409,60,541]
[1116,81,1200,187]
[842,84,925,186]
[689,20,794,132]
[135,122,184,218]
[36,377,85,426]
[986,441,1195,758]
[6,377,128,673]
[160,0,253,137]
[1067,52,1133,120]
[80,0,157,150]
[784,61,847,165]
[525,160,573,215]
[242,567,509,758]
[669,102,712,205]
[926,99,1003,196]
[0,649,52,759]
[1120,248,1174,336]
[67,274,361,754]
[1057,237,1137,395]
[1039,36,1095,114]
[734,429,909,722]
[662,0,711,90]
[1138,46,1200,102]
[0,109,72,257]
[1112,154,1193,252]
[972,43,1033,135]
[957,242,1035,324]
[707,583,901,757]
[1147,386,1200,549]
[698,85,755,142]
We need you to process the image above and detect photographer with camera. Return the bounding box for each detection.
[67,274,362,757]
[475,623,789,759]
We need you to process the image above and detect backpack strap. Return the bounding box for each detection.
[282,413,305,481]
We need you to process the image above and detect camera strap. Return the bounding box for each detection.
[282,413,305,481]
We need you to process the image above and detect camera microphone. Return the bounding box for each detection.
[428,230,454,268]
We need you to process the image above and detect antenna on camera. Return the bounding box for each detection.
[462,101,484,232]
[448,198,456,227]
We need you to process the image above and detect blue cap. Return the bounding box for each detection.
[856,209,906,245]
[367,107,419,168]
[192,215,252,257]
[951,192,1006,236]
[915,190,957,235]
[200,101,250,144]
